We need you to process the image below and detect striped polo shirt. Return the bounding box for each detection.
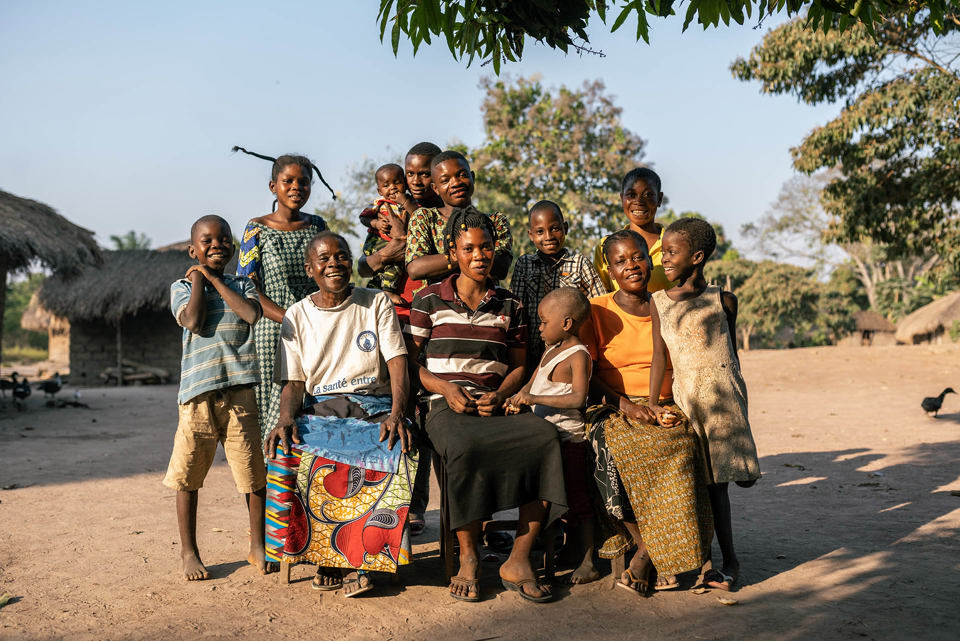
[171,274,261,404]
[406,274,526,397]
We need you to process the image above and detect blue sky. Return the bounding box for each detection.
[0,1,838,255]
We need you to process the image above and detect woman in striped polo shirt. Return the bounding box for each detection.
[406,210,567,604]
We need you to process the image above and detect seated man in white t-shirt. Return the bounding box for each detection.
[264,231,412,598]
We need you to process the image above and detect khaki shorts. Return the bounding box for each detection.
[162,386,266,493]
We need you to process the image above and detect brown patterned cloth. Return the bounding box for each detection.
[586,397,713,576]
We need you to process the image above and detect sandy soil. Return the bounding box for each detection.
[1,344,959,641]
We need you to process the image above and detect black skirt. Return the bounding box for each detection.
[425,399,568,530]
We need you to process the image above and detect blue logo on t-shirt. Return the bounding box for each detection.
[356,330,377,352]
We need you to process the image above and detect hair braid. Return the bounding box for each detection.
[442,208,496,254]
[231,145,336,200]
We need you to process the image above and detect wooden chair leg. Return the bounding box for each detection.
[542,522,556,582]
[611,552,625,589]
[279,559,291,585]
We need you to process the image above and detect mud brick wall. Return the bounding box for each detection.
[68,311,183,386]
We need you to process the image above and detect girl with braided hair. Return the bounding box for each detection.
[406,209,566,604]
[233,146,332,442]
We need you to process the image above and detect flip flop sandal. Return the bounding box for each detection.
[449,576,481,602]
[654,572,680,591]
[616,569,651,598]
[703,569,736,592]
[343,573,374,598]
[501,577,553,603]
[311,568,343,591]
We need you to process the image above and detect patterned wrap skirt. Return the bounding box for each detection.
[586,397,713,576]
[264,395,417,573]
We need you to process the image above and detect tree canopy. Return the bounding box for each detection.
[377,1,956,73]
[470,76,646,257]
[732,8,960,266]
[741,172,953,319]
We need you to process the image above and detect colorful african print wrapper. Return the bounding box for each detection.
[265,446,418,572]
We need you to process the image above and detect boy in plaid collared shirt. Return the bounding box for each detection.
[510,200,606,370]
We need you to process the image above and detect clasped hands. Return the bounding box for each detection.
[443,383,504,417]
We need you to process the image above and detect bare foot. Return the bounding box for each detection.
[500,556,550,600]
[569,562,600,585]
[450,554,479,600]
[181,551,209,581]
[246,546,276,575]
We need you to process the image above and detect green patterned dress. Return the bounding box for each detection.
[237,214,327,440]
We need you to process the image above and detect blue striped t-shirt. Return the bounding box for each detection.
[171,274,261,404]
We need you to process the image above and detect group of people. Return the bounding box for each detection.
[160,141,761,604]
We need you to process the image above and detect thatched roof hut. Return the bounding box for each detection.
[37,249,195,385]
[1,189,101,365]
[0,189,101,275]
[39,249,193,322]
[854,310,895,333]
[895,292,960,344]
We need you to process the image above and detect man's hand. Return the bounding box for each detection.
[378,237,407,264]
[264,415,301,459]
[378,412,411,453]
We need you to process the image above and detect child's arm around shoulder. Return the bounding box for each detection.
[721,290,739,362]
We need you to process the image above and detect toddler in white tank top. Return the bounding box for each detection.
[506,287,599,584]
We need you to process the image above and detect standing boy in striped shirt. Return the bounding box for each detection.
[510,201,606,370]
[163,215,269,581]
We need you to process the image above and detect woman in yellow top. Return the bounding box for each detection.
[581,229,712,597]
[593,167,673,294]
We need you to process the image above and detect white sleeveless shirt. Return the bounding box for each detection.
[530,344,591,443]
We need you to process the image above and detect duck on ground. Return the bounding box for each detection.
[0,372,18,400]
[13,375,31,411]
[37,372,63,401]
[921,387,955,417]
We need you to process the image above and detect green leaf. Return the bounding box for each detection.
[636,10,650,44]
[391,18,401,54]
[611,5,632,32]
[377,0,393,40]
[683,0,701,31]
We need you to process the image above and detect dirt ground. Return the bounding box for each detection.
[1,344,959,641]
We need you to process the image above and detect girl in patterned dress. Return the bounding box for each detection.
[649,218,761,593]
[234,148,331,441]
